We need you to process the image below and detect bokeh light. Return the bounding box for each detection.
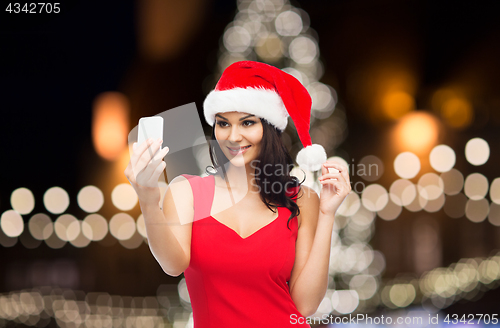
[465,199,490,223]
[54,215,79,242]
[465,138,490,166]
[0,287,170,326]
[223,25,252,53]
[489,204,500,226]
[441,169,464,195]
[28,213,53,240]
[423,193,445,213]
[417,194,429,209]
[394,152,420,179]
[381,91,415,120]
[178,278,191,303]
[315,296,333,316]
[390,179,416,206]
[350,206,376,227]
[241,19,265,39]
[43,187,70,215]
[441,97,473,129]
[77,186,104,213]
[137,214,148,238]
[490,178,500,204]
[275,10,303,36]
[349,275,378,300]
[307,82,335,113]
[337,192,361,217]
[44,230,65,249]
[70,226,91,248]
[92,92,130,161]
[111,184,138,211]
[429,145,456,172]
[361,184,389,212]
[119,230,144,249]
[255,32,283,63]
[10,188,35,215]
[389,284,416,307]
[394,112,439,153]
[289,36,317,64]
[417,173,444,200]
[405,193,425,212]
[377,199,402,221]
[82,214,108,241]
[331,290,359,314]
[431,88,455,111]
[464,173,489,200]
[109,213,136,240]
[358,155,384,182]
[1,210,24,237]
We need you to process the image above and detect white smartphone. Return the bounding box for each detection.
[137,116,164,157]
[328,168,340,174]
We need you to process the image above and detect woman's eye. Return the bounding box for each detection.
[216,120,255,127]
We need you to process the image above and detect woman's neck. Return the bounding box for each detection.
[219,160,260,194]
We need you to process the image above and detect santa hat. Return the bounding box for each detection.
[203,60,327,172]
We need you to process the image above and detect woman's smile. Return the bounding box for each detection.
[227,145,251,156]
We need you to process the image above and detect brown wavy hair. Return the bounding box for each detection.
[205,118,304,230]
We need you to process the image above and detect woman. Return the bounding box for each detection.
[125,61,351,327]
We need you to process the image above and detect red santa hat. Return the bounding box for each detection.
[203,60,327,172]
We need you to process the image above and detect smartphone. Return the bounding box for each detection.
[137,116,164,158]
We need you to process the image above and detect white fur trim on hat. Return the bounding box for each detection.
[203,87,289,131]
[296,144,327,172]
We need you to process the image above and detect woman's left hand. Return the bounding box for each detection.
[318,161,352,217]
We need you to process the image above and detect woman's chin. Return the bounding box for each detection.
[221,149,257,168]
[228,156,247,167]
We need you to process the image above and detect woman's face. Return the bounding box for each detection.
[214,111,263,167]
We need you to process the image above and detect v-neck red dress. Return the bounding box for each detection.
[181,173,312,328]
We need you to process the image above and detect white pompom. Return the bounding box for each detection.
[296,144,327,172]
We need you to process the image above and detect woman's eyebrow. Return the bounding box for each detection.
[215,114,228,120]
[239,114,255,121]
[215,114,256,121]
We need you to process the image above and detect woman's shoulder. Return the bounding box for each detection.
[169,174,195,193]
[295,185,320,227]
[176,173,214,189]
[291,184,319,205]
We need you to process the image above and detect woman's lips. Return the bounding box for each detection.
[227,145,251,156]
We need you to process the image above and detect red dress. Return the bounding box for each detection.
[181,174,312,328]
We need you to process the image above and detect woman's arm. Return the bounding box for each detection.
[288,185,330,317]
[289,161,351,317]
[141,175,193,277]
[124,139,193,277]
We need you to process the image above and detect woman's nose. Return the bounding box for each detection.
[228,126,243,142]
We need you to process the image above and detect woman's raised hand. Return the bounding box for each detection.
[318,161,352,217]
[124,138,170,207]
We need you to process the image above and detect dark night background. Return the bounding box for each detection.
[1,0,500,324]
